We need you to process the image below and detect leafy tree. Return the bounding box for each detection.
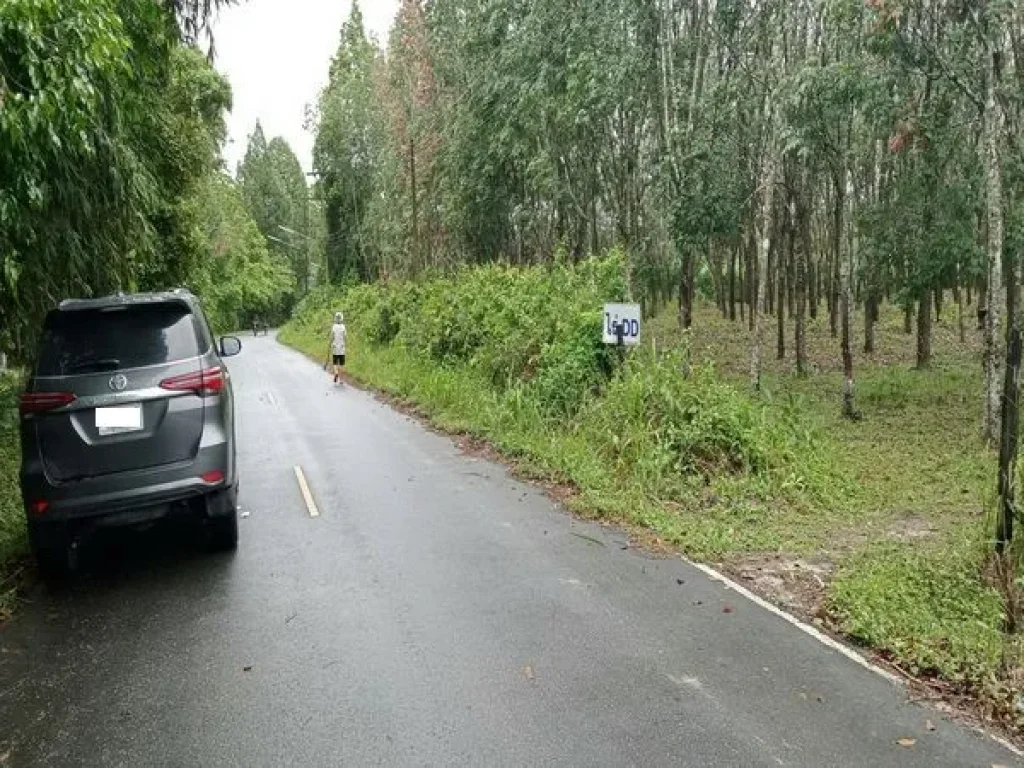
[312,1,382,283]
[0,0,293,359]
[0,0,160,356]
[237,126,311,292]
[189,173,296,330]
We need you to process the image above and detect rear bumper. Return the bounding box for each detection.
[20,442,235,523]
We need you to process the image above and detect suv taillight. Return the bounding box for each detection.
[159,367,225,396]
[19,392,76,415]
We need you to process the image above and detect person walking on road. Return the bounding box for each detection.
[328,311,347,384]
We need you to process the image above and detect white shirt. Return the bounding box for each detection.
[330,323,347,355]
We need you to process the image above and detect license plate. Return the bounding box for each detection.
[96,405,142,436]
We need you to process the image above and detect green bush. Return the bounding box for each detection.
[0,374,27,571]
[529,311,615,416]
[584,350,776,484]
[292,254,629,397]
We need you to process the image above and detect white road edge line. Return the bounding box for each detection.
[293,465,320,518]
[681,557,1024,759]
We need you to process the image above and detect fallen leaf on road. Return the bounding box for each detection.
[693,600,703,606]
[925,720,935,731]
[722,606,733,614]
[676,578,685,585]
[896,738,916,747]
[523,664,535,682]
[243,665,253,672]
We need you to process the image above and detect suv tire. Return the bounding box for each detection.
[208,513,238,551]
[205,489,238,552]
[28,526,70,582]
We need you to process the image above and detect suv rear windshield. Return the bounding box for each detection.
[37,303,204,376]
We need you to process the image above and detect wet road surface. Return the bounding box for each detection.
[0,335,1018,766]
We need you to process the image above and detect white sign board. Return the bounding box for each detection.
[603,303,641,346]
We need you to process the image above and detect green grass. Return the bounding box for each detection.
[829,537,1005,686]
[282,269,1020,723]
[654,301,1019,707]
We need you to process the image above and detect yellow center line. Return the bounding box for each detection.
[293,465,320,518]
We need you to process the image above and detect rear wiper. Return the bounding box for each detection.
[67,358,121,373]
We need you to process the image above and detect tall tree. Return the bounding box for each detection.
[0,0,233,357]
[385,0,442,271]
[237,127,310,292]
[313,1,381,283]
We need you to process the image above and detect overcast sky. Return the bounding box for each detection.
[212,0,400,175]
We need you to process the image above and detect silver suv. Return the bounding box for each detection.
[19,291,242,575]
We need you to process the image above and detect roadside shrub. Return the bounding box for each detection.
[529,311,615,415]
[588,349,774,481]
[344,254,631,389]
[0,374,27,571]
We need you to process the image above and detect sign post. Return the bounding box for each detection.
[603,303,641,347]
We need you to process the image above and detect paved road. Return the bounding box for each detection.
[0,335,1017,767]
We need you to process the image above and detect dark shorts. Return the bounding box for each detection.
[333,354,346,366]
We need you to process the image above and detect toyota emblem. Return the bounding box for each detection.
[109,374,128,392]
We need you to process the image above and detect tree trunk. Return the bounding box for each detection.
[751,101,776,392]
[808,251,818,320]
[787,233,796,319]
[739,247,746,323]
[997,194,1020,552]
[997,327,1021,553]
[983,42,1005,449]
[796,186,810,376]
[934,287,942,322]
[777,248,786,360]
[904,301,913,334]
[747,227,756,331]
[917,288,932,368]
[409,138,419,270]
[864,292,876,354]
[713,244,727,318]
[830,187,841,339]
[978,279,988,330]
[679,249,694,329]
[728,246,737,321]
[955,275,966,343]
[840,168,857,420]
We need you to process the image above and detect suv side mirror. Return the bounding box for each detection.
[220,336,242,358]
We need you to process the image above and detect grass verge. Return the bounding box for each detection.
[0,373,27,620]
